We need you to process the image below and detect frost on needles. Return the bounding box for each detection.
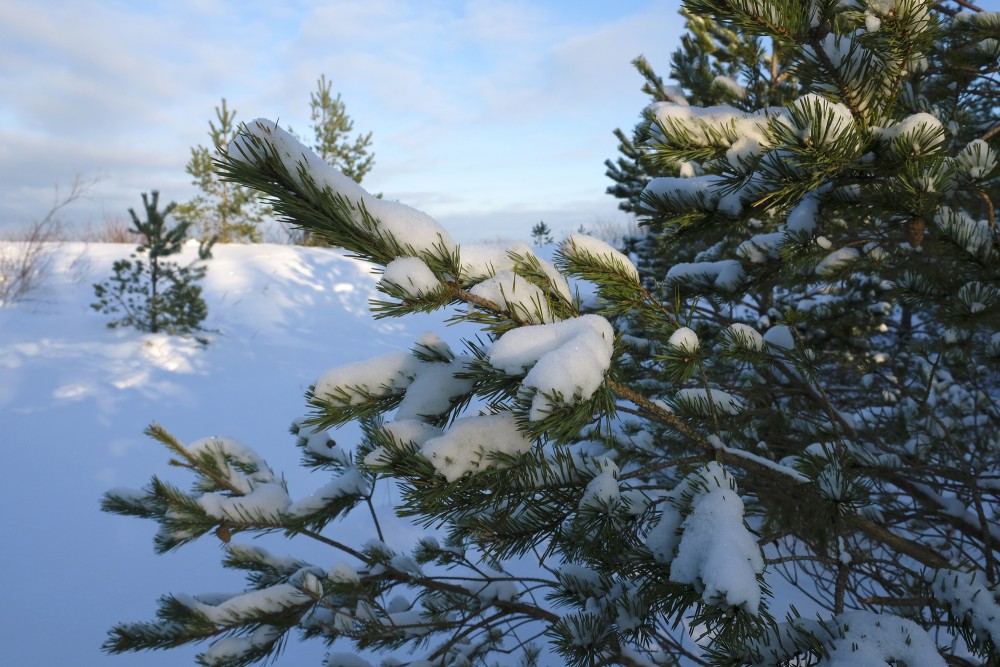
[103,2,1000,666]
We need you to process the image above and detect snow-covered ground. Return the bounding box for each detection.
[0,242,459,666]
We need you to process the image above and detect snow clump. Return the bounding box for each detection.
[763,325,795,350]
[668,326,699,352]
[469,270,555,324]
[724,323,765,352]
[380,257,440,298]
[666,260,745,292]
[314,351,420,405]
[822,611,947,667]
[420,412,532,482]
[489,314,615,421]
[816,247,860,277]
[790,93,859,150]
[954,139,997,180]
[647,463,764,614]
[928,569,1000,649]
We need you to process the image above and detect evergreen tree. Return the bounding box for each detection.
[103,3,1000,667]
[92,191,214,336]
[176,99,270,243]
[310,74,374,185]
[293,76,376,246]
[531,221,554,245]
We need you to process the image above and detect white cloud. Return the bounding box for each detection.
[0,0,683,240]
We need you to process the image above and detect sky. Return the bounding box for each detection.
[0,0,686,243]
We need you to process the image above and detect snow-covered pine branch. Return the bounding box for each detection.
[105,2,1000,666]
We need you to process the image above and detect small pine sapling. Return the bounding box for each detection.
[176,99,270,243]
[530,221,554,246]
[92,191,215,336]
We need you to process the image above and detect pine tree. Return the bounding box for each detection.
[92,191,214,336]
[310,74,374,185]
[176,99,270,243]
[103,3,999,666]
[293,75,375,246]
[531,221,554,245]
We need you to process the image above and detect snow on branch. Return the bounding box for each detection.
[227,119,456,264]
[647,462,765,615]
[928,569,1000,651]
[489,314,616,421]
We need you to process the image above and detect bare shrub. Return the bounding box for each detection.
[83,216,141,243]
[0,176,97,305]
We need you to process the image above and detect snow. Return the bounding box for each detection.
[668,326,699,352]
[561,234,640,284]
[179,583,312,624]
[815,247,860,277]
[666,259,745,292]
[380,257,440,298]
[188,435,276,492]
[648,102,778,150]
[314,351,421,405]
[232,119,456,259]
[877,112,945,153]
[460,242,572,302]
[726,136,762,168]
[328,563,361,584]
[724,323,764,352]
[787,192,821,234]
[658,463,764,614]
[488,314,615,420]
[928,569,1000,649]
[286,471,371,519]
[200,625,282,667]
[459,242,525,280]
[643,175,745,217]
[822,611,947,667]
[468,269,555,324]
[763,325,795,350]
[936,206,993,259]
[326,652,374,667]
[0,241,450,666]
[394,358,475,422]
[712,75,747,99]
[420,412,532,482]
[790,93,858,149]
[198,481,291,523]
[579,458,621,509]
[674,387,744,415]
[737,232,783,263]
[955,139,997,180]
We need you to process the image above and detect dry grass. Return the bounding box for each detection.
[82,216,141,243]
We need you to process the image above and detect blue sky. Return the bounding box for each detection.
[0,0,685,242]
